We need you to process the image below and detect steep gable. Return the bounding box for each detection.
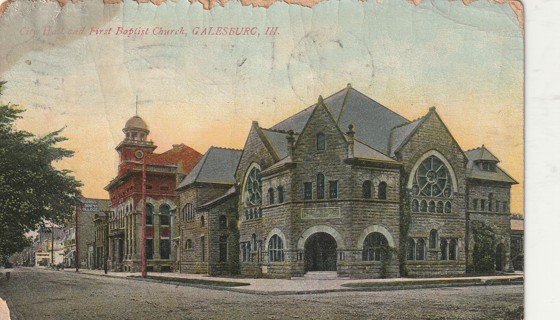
[234,121,278,183]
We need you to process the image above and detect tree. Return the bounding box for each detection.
[0,81,82,262]
[471,220,496,273]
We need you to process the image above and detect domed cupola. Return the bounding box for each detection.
[123,115,150,142]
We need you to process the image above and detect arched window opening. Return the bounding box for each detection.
[440,239,448,260]
[378,182,387,200]
[277,186,284,203]
[185,239,192,249]
[420,200,427,212]
[428,200,436,213]
[416,239,426,260]
[449,239,457,260]
[160,204,170,226]
[146,203,154,225]
[317,173,325,199]
[245,166,262,207]
[219,215,227,230]
[436,201,444,213]
[412,199,419,212]
[362,232,388,261]
[362,181,372,198]
[200,215,205,227]
[182,203,194,221]
[429,229,438,249]
[268,188,275,205]
[219,235,228,262]
[407,238,415,260]
[268,235,285,262]
[445,201,452,213]
[316,132,326,151]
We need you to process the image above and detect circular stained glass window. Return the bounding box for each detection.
[413,156,452,198]
[245,167,262,206]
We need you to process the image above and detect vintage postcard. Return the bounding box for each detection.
[0,0,524,319]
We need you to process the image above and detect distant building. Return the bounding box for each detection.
[62,198,110,269]
[510,214,524,271]
[177,84,518,278]
[104,115,202,272]
[34,227,64,267]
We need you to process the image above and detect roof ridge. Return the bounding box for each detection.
[349,87,409,122]
[465,146,483,152]
[262,128,291,134]
[209,146,243,152]
[391,115,426,130]
[191,150,211,183]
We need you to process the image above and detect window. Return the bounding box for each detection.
[440,239,448,260]
[268,188,275,205]
[480,199,486,211]
[160,239,171,259]
[268,235,285,262]
[449,239,457,260]
[480,161,496,172]
[472,199,478,211]
[407,238,415,260]
[146,204,154,225]
[316,132,326,151]
[146,239,154,260]
[420,200,427,212]
[362,181,372,198]
[252,234,258,251]
[304,182,312,200]
[488,193,493,212]
[378,182,387,200]
[160,204,170,226]
[241,242,251,262]
[428,200,435,213]
[317,173,325,199]
[362,232,388,261]
[200,215,205,227]
[245,166,262,207]
[503,201,508,212]
[329,180,338,199]
[430,230,438,249]
[412,156,452,198]
[436,201,444,213]
[185,239,192,249]
[412,199,419,212]
[201,236,205,262]
[219,215,227,230]
[277,186,284,203]
[183,203,194,221]
[219,236,228,262]
[416,239,426,260]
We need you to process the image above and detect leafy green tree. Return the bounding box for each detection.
[0,81,82,262]
[471,220,496,273]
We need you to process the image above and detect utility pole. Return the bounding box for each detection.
[141,156,147,278]
[76,202,81,272]
[50,227,54,267]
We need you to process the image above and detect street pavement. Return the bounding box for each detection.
[0,267,524,319]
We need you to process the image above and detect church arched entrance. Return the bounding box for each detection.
[495,243,506,271]
[304,232,337,272]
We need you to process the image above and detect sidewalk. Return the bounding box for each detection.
[60,268,524,295]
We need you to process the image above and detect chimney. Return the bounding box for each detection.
[286,130,295,159]
[347,124,355,158]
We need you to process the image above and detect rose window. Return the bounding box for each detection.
[411,155,453,213]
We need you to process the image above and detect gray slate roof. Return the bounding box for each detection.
[177,147,242,189]
[389,116,426,156]
[261,128,291,160]
[465,146,517,184]
[271,85,408,155]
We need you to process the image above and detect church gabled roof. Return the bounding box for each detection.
[260,128,291,160]
[389,116,426,157]
[270,84,408,155]
[177,146,242,189]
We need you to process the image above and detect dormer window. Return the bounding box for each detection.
[479,161,496,172]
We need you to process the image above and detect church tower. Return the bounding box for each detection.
[115,115,157,176]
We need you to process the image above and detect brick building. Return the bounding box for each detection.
[177,84,518,278]
[104,115,202,272]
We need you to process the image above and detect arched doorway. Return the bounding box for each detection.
[304,232,337,272]
[495,243,506,271]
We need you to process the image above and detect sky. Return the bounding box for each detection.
[0,0,523,213]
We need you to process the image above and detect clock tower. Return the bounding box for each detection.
[115,115,157,176]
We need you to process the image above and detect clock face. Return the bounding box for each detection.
[134,150,144,159]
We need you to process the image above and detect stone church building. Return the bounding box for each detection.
[175,84,518,278]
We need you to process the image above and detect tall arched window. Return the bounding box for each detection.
[182,203,194,221]
[449,239,457,260]
[317,173,325,199]
[362,232,388,261]
[146,203,154,225]
[185,239,192,249]
[268,235,285,262]
[200,215,205,227]
[268,188,275,205]
[219,215,227,230]
[407,238,415,260]
[429,229,438,249]
[416,239,426,260]
[378,182,387,200]
[316,132,326,151]
[277,186,284,203]
[362,181,372,198]
[160,204,170,226]
[488,193,493,212]
[252,234,257,251]
[245,166,262,207]
[440,239,448,260]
